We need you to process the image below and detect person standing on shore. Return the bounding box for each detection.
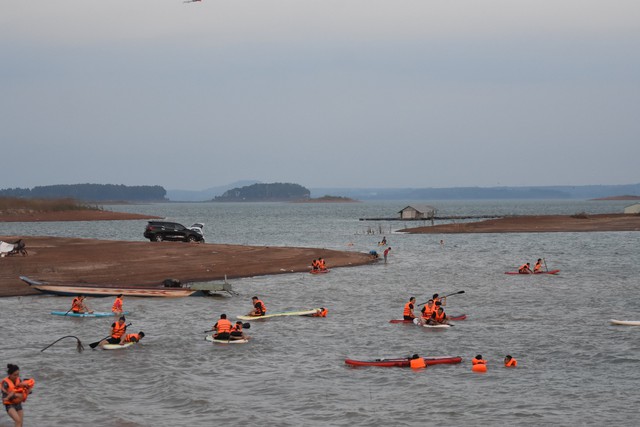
[383,247,391,263]
[112,294,124,315]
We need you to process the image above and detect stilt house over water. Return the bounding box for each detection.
[398,205,436,220]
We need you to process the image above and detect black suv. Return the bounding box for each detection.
[144,221,205,243]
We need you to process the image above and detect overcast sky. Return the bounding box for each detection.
[2,1,639,190]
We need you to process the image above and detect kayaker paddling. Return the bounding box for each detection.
[70,295,92,314]
[212,314,233,340]
[403,297,417,321]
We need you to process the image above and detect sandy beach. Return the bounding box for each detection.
[399,213,640,234]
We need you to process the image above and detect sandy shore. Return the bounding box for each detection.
[0,210,161,222]
[0,236,373,297]
[399,213,640,234]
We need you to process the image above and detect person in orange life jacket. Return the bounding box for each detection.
[403,297,417,321]
[472,355,486,365]
[122,331,145,344]
[518,263,533,274]
[311,259,319,271]
[71,295,91,314]
[420,300,436,323]
[432,293,446,307]
[312,307,328,317]
[213,314,233,340]
[2,363,34,427]
[112,294,124,314]
[427,306,448,325]
[409,354,426,369]
[318,258,326,270]
[248,296,267,316]
[98,316,127,346]
[504,355,517,367]
[534,259,544,273]
[229,321,247,340]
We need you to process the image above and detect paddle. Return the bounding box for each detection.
[417,290,465,306]
[543,258,549,272]
[89,322,131,349]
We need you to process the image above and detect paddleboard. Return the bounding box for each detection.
[310,269,330,274]
[51,311,129,318]
[504,269,560,275]
[610,319,640,326]
[237,308,321,321]
[102,342,135,350]
[390,314,466,323]
[413,318,451,328]
[205,335,249,344]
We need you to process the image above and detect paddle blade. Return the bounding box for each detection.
[243,323,251,329]
[89,341,102,349]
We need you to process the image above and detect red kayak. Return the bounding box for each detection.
[310,269,330,274]
[389,314,467,323]
[504,269,560,275]
[345,356,462,367]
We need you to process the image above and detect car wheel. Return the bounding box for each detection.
[187,235,197,243]
[154,235,163,242]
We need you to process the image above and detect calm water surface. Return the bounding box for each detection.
[1,201,639,426]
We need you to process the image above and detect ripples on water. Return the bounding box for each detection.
[1,201,639,426]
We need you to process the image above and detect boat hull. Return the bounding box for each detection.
[610,319,640,326]
[51,311,129,318]
[389,314,467,323]
[21,276,199,297]
[237,308,321,320]
[504,269,560,275]
[345,356,462,367]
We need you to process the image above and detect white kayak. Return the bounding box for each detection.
[237,308,321,321]
[102,342,135,350]
[610,319,640,326]
[413,318,451,328]
[205,335,249,344]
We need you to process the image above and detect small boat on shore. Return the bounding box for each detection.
[21,276,202,297]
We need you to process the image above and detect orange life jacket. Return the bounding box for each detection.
[534,262,542,272]
[410,358,426,369]
[71,297,83,312]
[433,310,446,323]
[2,376,18,405]
[312,260,319,269]
[518,264,530,273]
[421,305,435,319]
[112,297,123,312]
[403,301,415,318]
[505,358,517,367]
[123,333,141,343]
[111,321,127,339]
[231,323,243,333]
[254,300,266,315]
[319,259,326,269]
[472,358,486,365]
[215,318,232,334]
[16,378,35,403]
[313,308,328,317]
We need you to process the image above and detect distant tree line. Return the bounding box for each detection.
[214,183,310,201]
[0,184,167,202]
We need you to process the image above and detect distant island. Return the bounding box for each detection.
[213,183,310,202]
[0,183,167,202]
[293,196,359,203]
[591,195,640,201]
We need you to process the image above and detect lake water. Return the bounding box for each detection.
[1,200,639,426]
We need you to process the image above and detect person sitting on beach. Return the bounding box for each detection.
[534,259,544,273]
[518,263,533,274]
[71,295,91,314]
[248,296,267,317]
[122,331,145,344]
[213,314,232,340]
[97,316,127,347]
[369,250,379,259]
[504,355,517,367]
[112,294,124,314]
[403,297,417,321]
[427,306,448,325]
[229,321,247,340]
